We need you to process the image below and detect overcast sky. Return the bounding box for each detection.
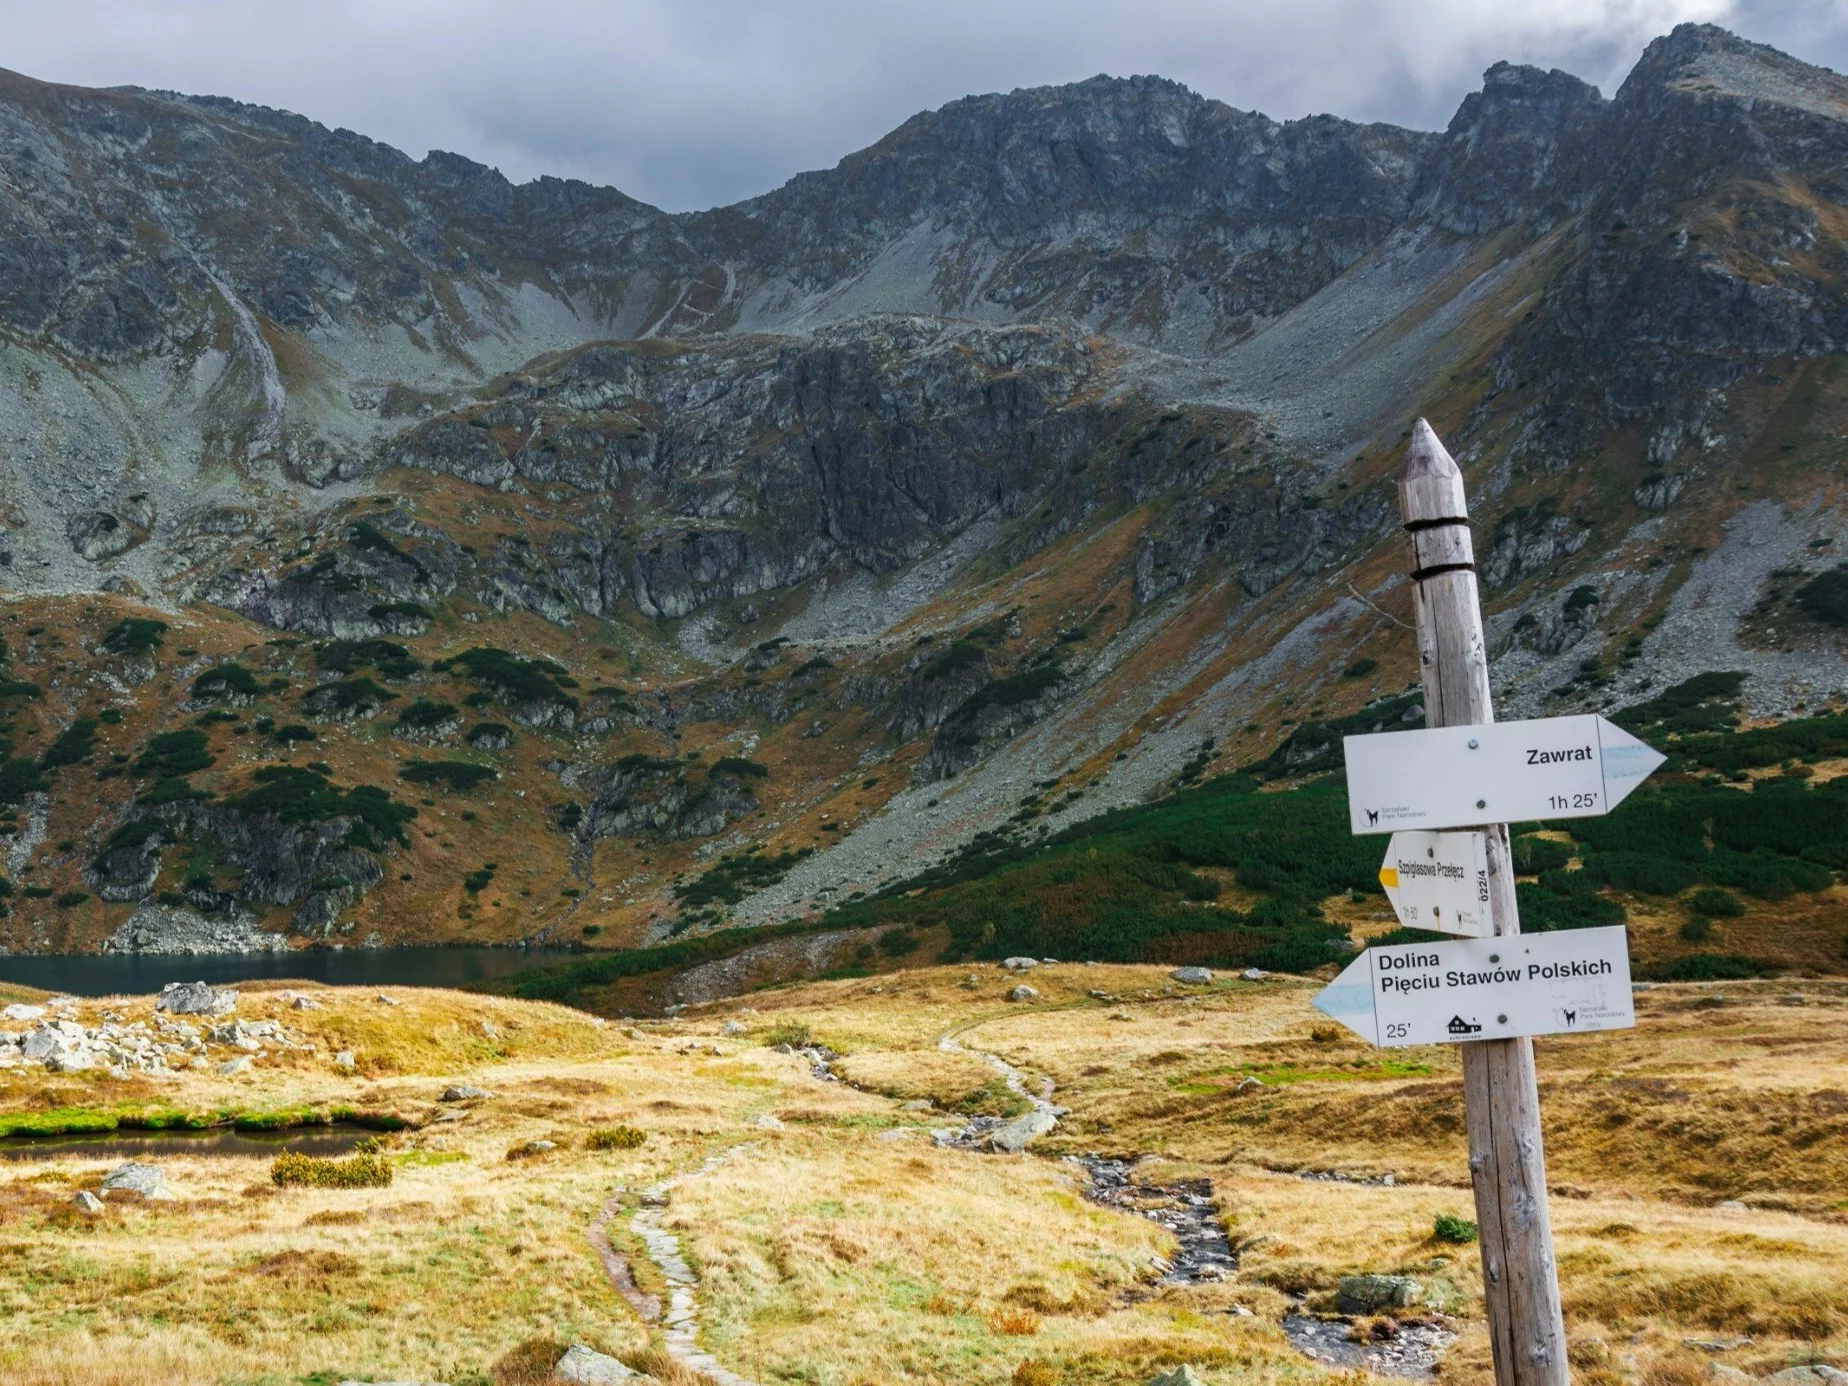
[1,0,1844,211]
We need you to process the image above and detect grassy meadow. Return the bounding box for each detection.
[0,966,1842,1385]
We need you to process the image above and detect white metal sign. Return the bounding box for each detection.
[1379,831,1494,937]
[1343,714,1664,835]
[1314,925,1634,1047]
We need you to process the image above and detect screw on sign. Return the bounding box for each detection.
[1327,420,1663,1386]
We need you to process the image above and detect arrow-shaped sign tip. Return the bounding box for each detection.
[1596,716,1668,809]
[1312,951,1377,1043]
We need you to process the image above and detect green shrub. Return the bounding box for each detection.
[464,864,498,894]
[40,718,100,771]
[399,759,498,792]
[100,618,167,656]
[315,638,419,680]
[0,756,46,809]
[1343,657,1378,679]
[585,1126,647,1151]
[952,664,1063,719]
[1688,886,1744,918]
[54,891,89,908]
[395,699,458,731]
[765,1021,812,1049]
[1679,917,1712,943]
[1512,835,1571,874]
[1433,1213,1478,1244]
[136,729,215,778]
[709,756,769,779]
[224,765,415,850]
[434,647,578,709]
[1650,953,1767,982]
[192,664,263,702]
[879,927,920,956]
[1795,565,1848,625]
[271,1146,394,1188]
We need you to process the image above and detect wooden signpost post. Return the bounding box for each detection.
[1392,419,1569,1386]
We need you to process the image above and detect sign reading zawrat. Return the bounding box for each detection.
[1378,830,1493,937]
[1343,714,1664,835]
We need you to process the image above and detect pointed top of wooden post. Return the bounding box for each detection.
[1399,417,1469,525]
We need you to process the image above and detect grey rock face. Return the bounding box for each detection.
[987,1109,1058,1152]
[578,757,759,842]
[1148,1369,1208,1386]
[1482,511,1591,590]
[155,981,238,1016]
[1171,967,1213,984]
[1336,1273,1424,1314]
[104,902,288,955]
[554,1344,650,1384]
[101,1161,175,1200]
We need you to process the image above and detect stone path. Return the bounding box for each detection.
[627,1146,761,1386]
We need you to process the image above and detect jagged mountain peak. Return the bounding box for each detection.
[1624,21,1848,118]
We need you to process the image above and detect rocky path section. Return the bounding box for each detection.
[627,1147,761,1386]
[935,1019,1064,1152]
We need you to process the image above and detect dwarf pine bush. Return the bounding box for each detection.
[271,1142,393,1189]
[585,1125,647,1151]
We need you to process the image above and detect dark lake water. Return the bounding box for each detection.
[0,947,584,998]
[1,1125,373,1161]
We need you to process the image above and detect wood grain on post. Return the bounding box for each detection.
[1399,418,1569,1386]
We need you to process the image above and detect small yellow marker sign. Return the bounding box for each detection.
[1378,866,1399,889]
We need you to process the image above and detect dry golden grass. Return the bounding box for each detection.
[1,967,1844,1384]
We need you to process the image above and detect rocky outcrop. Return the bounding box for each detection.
[575,757,761,841]
[89,797,393,936]
[1482,509,1592,590]
[104,902,287,955]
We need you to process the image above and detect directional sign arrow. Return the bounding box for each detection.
[1343,714,1665,835]
[1313,925,1635,1047]
[1379,831,1494,937]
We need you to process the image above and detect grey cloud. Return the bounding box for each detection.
[1,0,1844,211]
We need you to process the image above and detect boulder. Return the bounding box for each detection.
[441,1084,492,1102]
[555,1343,651,1384]
[752,1114,786,1131]
[1007,985,1038,1002]
[987,1109,1057,1153]
[102,1161,174,1201]
[1241,968,1267,981]
[722,1020,745,1036]
[1337,1273,1422,1314]
[1764,1370,1848,1386]
[1171,967,1213,984]
[1149,1369,1208,1386]
[73,1190,105,1214]
[46,1048,95,1073]
[156,981,237,1016]
[217,1055,255,1076]
[334,1050,357,1073]
[2,1003,45,1022]
[1002,957,1039,971]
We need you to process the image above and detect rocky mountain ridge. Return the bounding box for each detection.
[0,22,1843,955]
